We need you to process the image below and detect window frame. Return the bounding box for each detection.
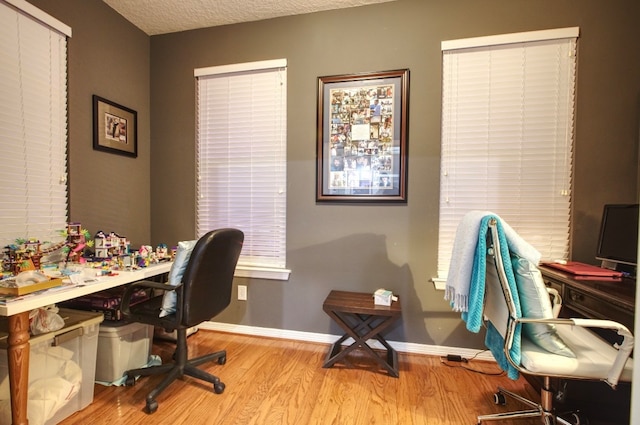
[0,0,71,252]
[195,59,290,281]
[435,27,579,288]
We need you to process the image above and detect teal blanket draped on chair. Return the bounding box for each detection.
[448,213,524,380]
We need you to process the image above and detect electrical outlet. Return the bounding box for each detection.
[238,285,247,301]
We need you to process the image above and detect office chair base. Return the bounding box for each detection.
[477,386,584,425]
[125,348,228,414]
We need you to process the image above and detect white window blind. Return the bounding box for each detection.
[195,59,288,279]
[0,0,71,249]
[437,28,578,280]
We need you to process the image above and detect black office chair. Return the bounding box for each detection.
[120,228,244,414]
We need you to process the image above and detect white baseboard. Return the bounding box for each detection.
[199,321,495,362]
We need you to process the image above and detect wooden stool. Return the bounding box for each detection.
[322,290,402,377]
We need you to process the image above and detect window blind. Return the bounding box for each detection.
[437,28,578,280]
[0,0,71,249]
[195,60,288,274]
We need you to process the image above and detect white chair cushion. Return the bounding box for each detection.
[520,324,633,382]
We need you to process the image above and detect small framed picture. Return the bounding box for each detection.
[316,69,409,203]
[93,95,137,157]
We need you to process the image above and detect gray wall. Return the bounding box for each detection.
[148,0,640,348]
[30,0,639,350]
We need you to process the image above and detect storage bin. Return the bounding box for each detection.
[0,308,103,425]
[95,321,153,383]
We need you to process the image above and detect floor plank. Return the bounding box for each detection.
[56,329,614,425]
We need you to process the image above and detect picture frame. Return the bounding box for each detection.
[92,95,137,158]
[316,69,409,203]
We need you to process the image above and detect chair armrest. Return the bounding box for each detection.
[120,280,182,315]
[517,316,633,388]
[571,318,634,388]
[126,279,179,292]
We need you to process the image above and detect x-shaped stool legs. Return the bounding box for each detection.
[322,291,401,377]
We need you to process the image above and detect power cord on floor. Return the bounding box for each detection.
[439,350,505,376]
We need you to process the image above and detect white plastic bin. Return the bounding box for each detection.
[95,321,153,383]
[0,308,103,425]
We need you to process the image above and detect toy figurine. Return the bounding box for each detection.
[156,243,168,259]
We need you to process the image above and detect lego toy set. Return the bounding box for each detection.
[2,222,172,281]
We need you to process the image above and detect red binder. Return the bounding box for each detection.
[543,261,624,277]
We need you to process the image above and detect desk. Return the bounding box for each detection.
[538,265,635,331]
[0,262,172,425]
[538,265,635,423]
[322,290,401,377]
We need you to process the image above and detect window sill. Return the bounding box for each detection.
[235,265,291,281]
[431,277,446,291]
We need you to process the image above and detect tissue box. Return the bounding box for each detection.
[374,289,393,306]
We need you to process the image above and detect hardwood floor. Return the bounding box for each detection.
[56,330,569,424]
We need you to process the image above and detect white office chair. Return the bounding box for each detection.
[474,217,634,425]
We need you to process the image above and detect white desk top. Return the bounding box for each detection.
[0,262,172,317]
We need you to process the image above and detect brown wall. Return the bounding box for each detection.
[28,0,639,350]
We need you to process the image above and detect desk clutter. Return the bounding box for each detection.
[0,222,173,305]
[2,222,172,277]
[0,271,64,296]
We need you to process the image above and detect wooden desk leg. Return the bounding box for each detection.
[8,311,30,425]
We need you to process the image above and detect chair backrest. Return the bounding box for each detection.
[484,255,512,339]
[483,220,520,349]
[180,228,244,327]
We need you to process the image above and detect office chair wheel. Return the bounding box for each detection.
[146,400,158,414]
[214,382,225,394]
[218,355,227,365]
[493,392,506,405]
[568,411,589,425]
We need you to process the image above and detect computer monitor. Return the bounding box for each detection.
[596,204,639,275]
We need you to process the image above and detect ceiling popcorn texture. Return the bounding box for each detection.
[103,0,396,35]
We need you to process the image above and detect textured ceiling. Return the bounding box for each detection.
[103,0,396,35]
